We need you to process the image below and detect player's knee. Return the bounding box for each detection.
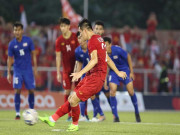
[128,90,134,96]
[110,90,116,97]
[91,95,96,100]
[15,89,21,94]
[65,90,71,95]
[29,90,34,94]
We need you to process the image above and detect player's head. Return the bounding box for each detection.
[78,19,93,40]
[94,20,104,36]
[76,31,87,48]
[59,17,70,34]
[103,37,112,53]
[13,22,23,39]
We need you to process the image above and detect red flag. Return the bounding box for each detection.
[60,0,82,32]
[20,5,28,31]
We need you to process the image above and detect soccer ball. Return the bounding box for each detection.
[22,109,38,125]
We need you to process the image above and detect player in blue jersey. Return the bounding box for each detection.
[7,22,37,120]
[74,32,105,122]
[103,37,141,122]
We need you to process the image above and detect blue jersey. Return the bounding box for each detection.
[108,45,132,86]
[8,36,35,71]
[108,45,129,71]
[75,46,90,78]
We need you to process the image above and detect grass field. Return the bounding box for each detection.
[0,110,180,135]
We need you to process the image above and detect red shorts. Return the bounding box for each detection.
[62,73,72,90]
[75,74,104,102]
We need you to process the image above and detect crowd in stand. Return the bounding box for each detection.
[0,13,179,93]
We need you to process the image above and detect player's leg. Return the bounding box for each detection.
[126,82,141,122]
[23,70,35,109]
[13,71,23,119]
[90,95,105,122]
[62,73,73,121]
[109,82,119,122]
[102,86,111,108]
[79,101,87,121]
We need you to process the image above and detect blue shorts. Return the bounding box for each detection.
[108,70,132,86]
[13,69,35,90]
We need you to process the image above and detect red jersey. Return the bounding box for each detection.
[87,35,107,80]
[55,32,79,73]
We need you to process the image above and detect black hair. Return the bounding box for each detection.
[78,18,93,30]
[59,17,70,25]
[76,31,80,37]
[13,22,23,29]
[95,20,104,28]
[103,37,111,44]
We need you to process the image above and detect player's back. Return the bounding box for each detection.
[8,36,34,71]
[56,32,79,73]
[87,35,107,80]
[110,45,129,71]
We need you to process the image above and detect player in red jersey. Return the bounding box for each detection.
[39,19,127,132]
[55,18,79,121]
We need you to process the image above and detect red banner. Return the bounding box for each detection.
[0,91,64,109]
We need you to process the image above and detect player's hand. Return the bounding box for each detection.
[57,73,61,83]
[70,72,82,82]
[117,71,127,80]
[7,73,12,84]
[130,72,135,80]
[34,67,38,78]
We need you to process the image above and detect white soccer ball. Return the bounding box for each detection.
[22,109,38,125]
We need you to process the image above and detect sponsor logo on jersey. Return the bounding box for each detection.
[71,40,75,44]
[113,55,118,59]
[23,43,28,47]
[61,42,65,46]
[14,45,18,48]
[80,54,83,57]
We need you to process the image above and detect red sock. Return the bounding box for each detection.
[55,101,71,118]
[64,95,71,117]
[71,104,80,125]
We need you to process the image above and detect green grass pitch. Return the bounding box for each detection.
[0,110,180,135]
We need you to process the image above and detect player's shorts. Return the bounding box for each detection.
[75,74,104,102]
[62,73,72,90]
[108,70,132,86]
[13,69,35,90]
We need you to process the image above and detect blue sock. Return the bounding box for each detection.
[107,97,111,107]
[28,93,34,109]
[80,101,86,116]
[14,93,20,114]
[130,93,139,114]
[110,96,118,118]
[91,98,104,117]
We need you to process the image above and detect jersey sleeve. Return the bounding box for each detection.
[29,38,35,51]
[118,47,128,60]
[8,42,13,57]
[55,38,61,52]
[75,48,83,62]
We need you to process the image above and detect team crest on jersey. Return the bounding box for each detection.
[71,40,75,44]
[113,55,118,59]
[23,43,28,47]
[14,45,18,48]
[61,42,65,46]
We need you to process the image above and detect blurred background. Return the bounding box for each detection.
[0,0,180,111]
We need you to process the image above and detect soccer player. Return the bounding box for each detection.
[74,32,104,122]
[39,19,127,131]
[103,37,141,122]
[55,18,79,121]
[7,22,37,120]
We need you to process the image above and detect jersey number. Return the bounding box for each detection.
[101,43,107,62]
[19,49,25,56]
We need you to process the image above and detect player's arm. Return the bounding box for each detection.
[31,50,38,77]
[71,50,98,82]
[7,56,13,83]
[56,52,62,82]
[127,53,135,80]
[107,55,127,79]
[74,61,83,73]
